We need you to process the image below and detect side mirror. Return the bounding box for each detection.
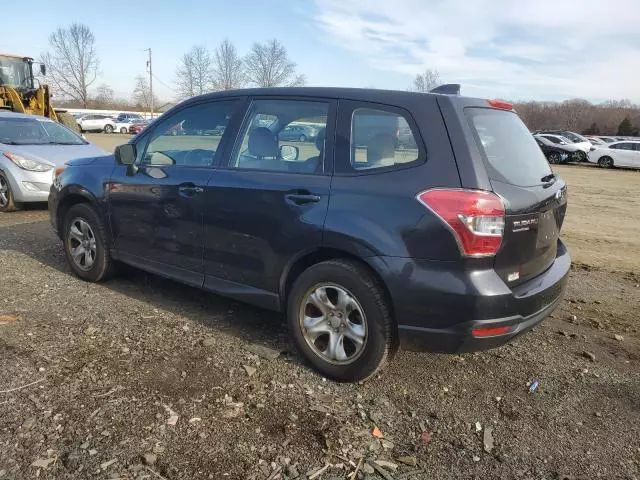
[115,144,136,165]
[280,144,299,161]
[40,64,46,76]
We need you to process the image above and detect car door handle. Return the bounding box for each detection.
[178,184,204,196]
[285,193,321,205]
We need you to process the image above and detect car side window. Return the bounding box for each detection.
[545,136,559,144]
[230,99,329,174]
[140,100,237,167]
[350,108,420,170]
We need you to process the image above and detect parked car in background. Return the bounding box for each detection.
[114,119,136,134]
[50,87,569,382]
[534,134,590,161]
[78,114,116,133]
[128,120,151,135]
[585,136,605,146]
[534,136,569,164]
[597,136,617,143]
[588,141,640,169]
[0,111,108,211]
[115,113,144,123]
[278,124,318,142]
[532,130,592,161]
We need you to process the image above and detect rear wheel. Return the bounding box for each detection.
[287,259,395,382]
[547,152,561,164]
[104,124,114,134]
[0,172,18,212]
[598,156,614,168]
[63,204,115,282]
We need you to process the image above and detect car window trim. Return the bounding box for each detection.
[334,99,427,176]
[219,95,337,176]
[133,96,247,169]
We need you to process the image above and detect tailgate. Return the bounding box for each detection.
[466,107,567,284]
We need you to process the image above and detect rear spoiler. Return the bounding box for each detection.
[429,84,461,95]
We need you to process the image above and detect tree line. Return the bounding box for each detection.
[38,23,640,136]
[39,23,304,111]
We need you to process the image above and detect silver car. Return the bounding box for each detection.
[0,111,108,212]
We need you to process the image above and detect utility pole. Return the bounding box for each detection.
[145,48,153,119]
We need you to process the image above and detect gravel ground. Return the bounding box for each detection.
[0,156,639,479]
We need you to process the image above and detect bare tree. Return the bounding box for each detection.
[244,39,305,88]
[94,84,114,107]
[413,69,441,92]
[211,39,244,90]
[41,23,99,108]
[175,46,212,99]
[133,75,157,111]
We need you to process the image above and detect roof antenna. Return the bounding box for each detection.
[429,84,461,95]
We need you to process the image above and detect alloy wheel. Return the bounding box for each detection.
[67,217,97,271]
[299,283,367,365]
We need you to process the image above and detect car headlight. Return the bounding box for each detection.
[2,152,54,172]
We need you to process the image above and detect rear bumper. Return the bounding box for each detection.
[368,239,570,353]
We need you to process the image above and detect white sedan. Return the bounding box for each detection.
[113,119,135,134]
[588,141,640,169]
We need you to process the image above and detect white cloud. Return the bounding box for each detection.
[313,0,640,101]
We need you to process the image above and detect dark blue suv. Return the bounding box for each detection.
[49,88,570,382]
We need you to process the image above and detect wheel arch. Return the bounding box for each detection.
[56,187,103,239]
[279,247,397,325]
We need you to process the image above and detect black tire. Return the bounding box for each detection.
[287,259,395,382]
[547,152,561,164]
[120,127,128,134]
[598,156,614,168]
[0,172,18,212]
[63,203,115,282]
[573,150,587,162]
[299,134,307,142]
[104,124,114,134]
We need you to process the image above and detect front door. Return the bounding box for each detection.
[108,99,242,286]
[203,98,336,303]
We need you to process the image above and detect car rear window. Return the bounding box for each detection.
[466,108,552,187]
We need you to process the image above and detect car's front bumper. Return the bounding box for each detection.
[368,239,571,353]
[0,161,53,203]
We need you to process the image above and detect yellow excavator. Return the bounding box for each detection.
[0,53,79,132]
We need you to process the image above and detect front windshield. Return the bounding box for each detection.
[0,118,87,145]
[0,57,33,89]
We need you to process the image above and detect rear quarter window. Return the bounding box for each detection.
[466,108,552,187]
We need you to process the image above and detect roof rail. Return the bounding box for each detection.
[429,84,461,95]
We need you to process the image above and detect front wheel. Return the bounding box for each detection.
[287,259,395,382]
[0,172,18,212]
[598,156,614,168]
[104,124,114,134]
[63,203,115,282]
[120,127,128,134]
[573,150,587,162]
[299,134,307,142]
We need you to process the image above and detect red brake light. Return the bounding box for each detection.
[416,189,505,257]
[487,99,514,111]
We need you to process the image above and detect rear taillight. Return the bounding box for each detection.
[416,189,505,257]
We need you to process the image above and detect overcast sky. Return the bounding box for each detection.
[2,0,639,103]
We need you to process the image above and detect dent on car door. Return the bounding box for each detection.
[202,97,335,305]
[108,99,243,285]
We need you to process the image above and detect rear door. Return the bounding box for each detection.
[203,97,335,300]
[463,106,567,285]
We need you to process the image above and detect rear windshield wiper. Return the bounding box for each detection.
[541,173,556,183]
